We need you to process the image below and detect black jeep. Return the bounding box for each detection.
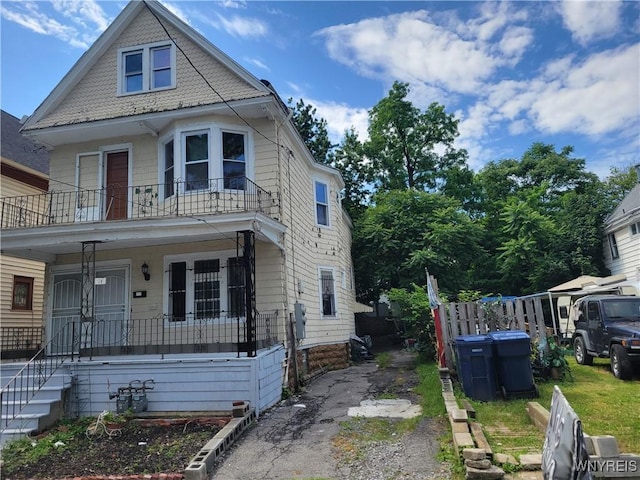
[571,295,640,379]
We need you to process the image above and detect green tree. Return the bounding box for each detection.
[353,189,482,303]
[329,128,372,220]
[366,81,467,191]
[288,98,333,164]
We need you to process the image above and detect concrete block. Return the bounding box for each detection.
[442,391,457,402]
[463,448,487,460]
[526,402,549,434]
[519,453,542,471]
[592,435,620,458]
[465,458,493,469]
[451,408,469,422]
[583,433,595,455]
[454,432,475,450]
[451,419,471,434]
[465,465,505,479]
[494,453,517,466]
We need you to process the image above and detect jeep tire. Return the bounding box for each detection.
[610,344,632,380]
[574,336,593,366]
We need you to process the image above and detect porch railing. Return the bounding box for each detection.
[51,311,280,359]
[0,327,44,360]
[1,177,273,229]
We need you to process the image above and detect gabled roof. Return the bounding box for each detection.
[22,0,274,132]
[604,183,640,230]
[1,110,49,175]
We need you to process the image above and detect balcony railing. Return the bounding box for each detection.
[1,177,273,229]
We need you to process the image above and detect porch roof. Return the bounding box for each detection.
[0,212,285,262]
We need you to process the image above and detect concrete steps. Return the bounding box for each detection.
[0,363,73,446]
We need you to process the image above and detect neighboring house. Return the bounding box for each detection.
[603,166,640,293]
[0,0,358,428]
[0,110,49,359]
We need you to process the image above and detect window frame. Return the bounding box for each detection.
[630,222,640,236]
[163,251,245,324]
[318,267,337,318]
[12,275,34,311]
[607,233,619,259]
[117,42,176,96]
[314,178,330,227]
[159,124,253,195]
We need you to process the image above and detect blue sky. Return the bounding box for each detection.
[1,1,638,178]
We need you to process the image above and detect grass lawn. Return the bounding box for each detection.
[458,355,640,459]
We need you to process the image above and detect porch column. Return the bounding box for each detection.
[80,241,98,323]
[243,230,256,357]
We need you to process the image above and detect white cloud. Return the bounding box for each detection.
[0,1,95,48]
[530,43,640,136]
[245,57,270,71]
[159,1,193,26]
[304,99,370,144]
[558,0,623,45]
[51,0,110,31]
[315,7,532,95]
[202,13,268,38]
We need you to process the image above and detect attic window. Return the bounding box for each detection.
[118,42,175,95]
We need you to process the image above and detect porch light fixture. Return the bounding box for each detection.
[141,262,150,281]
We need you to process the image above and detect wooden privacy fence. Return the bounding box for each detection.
[437,296,549,371]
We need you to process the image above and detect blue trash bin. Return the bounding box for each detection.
[488,330,538,399]
[454,335,497,401]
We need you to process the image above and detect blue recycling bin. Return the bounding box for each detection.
[454,335,497,401]
[488,330,538,399]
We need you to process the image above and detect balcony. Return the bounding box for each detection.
[1,177,274,230]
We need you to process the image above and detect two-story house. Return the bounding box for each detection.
[1,110,50,359]
[603,166,640,292]
[0,0,358,436]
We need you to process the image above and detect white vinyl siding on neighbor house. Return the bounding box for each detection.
[117,42,176,95]
[160,125,251,196]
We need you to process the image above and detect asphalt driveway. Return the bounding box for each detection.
[211,346,450,480]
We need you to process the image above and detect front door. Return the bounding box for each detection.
[106,152,129,220]
[50,268,128,355]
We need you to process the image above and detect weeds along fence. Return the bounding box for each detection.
[437,296,549,371]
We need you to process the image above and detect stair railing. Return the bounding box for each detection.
[1,322,77,431]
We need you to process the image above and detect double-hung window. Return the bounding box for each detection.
[184,131,210,191]
[166,254,245,322]
[315,180,329,227]
[118,43,175,95]
[319,268,336,317]
[222,132,246,190]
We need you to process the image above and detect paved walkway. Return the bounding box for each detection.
[211,349,449,479]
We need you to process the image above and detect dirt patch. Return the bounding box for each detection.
[2,417,228,480]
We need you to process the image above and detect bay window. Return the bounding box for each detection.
[160,126,250,195]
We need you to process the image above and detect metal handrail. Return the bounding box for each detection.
[1,322,77,430]
[1,177,273,229]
